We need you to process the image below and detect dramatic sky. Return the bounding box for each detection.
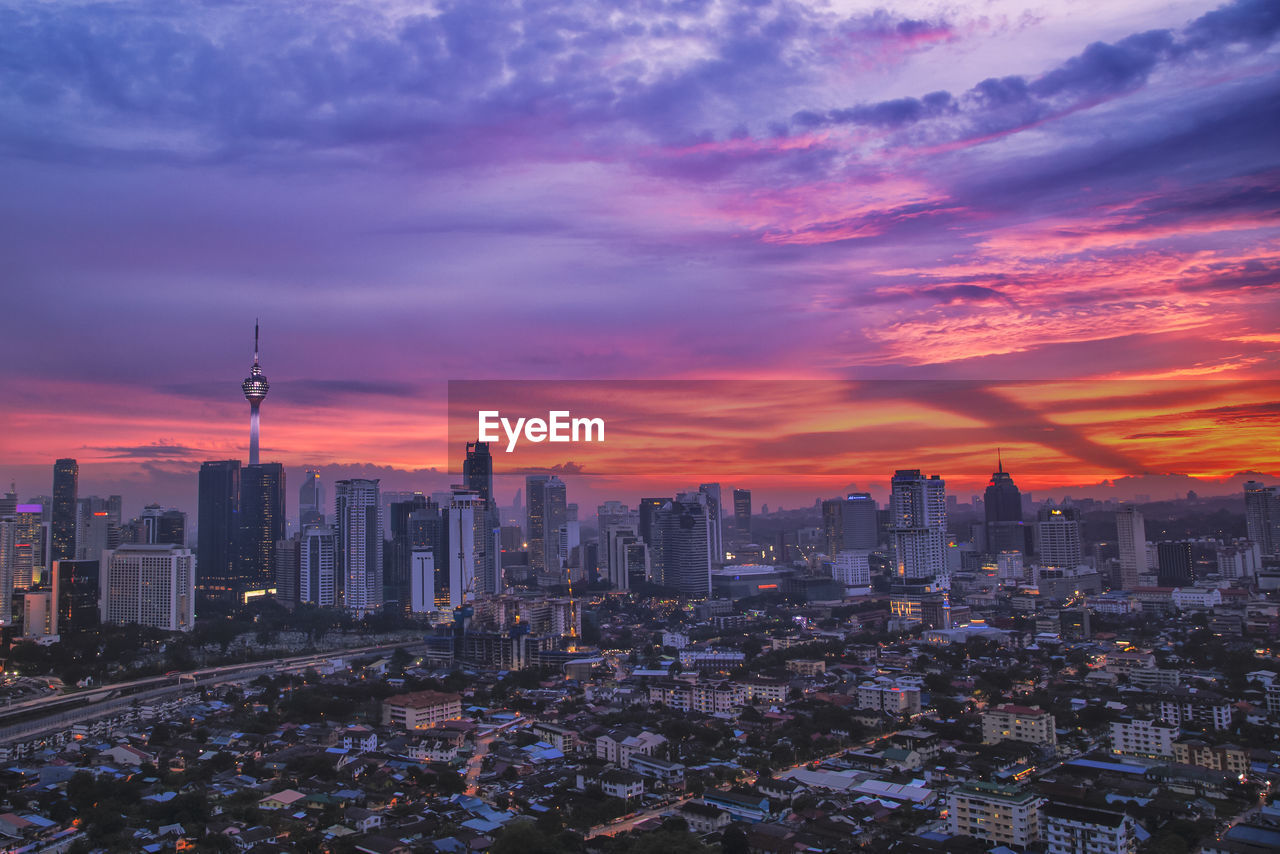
[1,0,1278,516]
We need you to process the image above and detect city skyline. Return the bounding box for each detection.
[2,0,1278,513]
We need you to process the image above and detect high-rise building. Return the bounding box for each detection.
[637,497,666,546]
[409,502,447,608]
[1244,480,1280,556]
[139,504,186,546]
[1036,504,1083,569]
[464,442,500,597]
[947,782,1043,849]
[240,462,286,597]
[299,469,324,527]
[241,322,270,467]
[299,524,336,606]
[76,496,122,560]
[1116,507,1148,590]
[526,475,566,576]
[410,549,435,613]
[653,492,712,598]
[0,518,12,626]
[984,455,1025,555]
[699,483,724,564]
[463,442,495,504]
[1156,541,1194,587]
[101,544,196,632]
[53,559,101,633]
[889,470,948,585]
[387,494,428,612]
[335,479,382,614]
[823,493,877,555]
[444,490,479,608]
[833,550,871,591]
[197,460,241,605]
[1044,803,1137,854]
[50,458,78,563]
[274,535,300,605]
[10,503,45,589]
[604,524,644,590]
[733,488,751,537]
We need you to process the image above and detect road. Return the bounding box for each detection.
[585,796,694,839]
[0,640,426,745]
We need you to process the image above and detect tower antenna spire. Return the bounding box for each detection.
[997,447,1003,474]
[254,319,260,366]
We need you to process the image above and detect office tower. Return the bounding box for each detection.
[834,550,872,591]
[889,470,948,585]
[822,498,845,556]
[637,497,665,546]
[984,455,1026,555]
[241,322,270,466]
[1036,504,1083,569]
[464,442,501,597]
[733,488,752,537]
[139,504,186,546]
[335,478,382,614]
[386,494,427,611]
[240,462,285,596]
[408,502,447,607]
[444,490,478,608]
[997,551,1025,583]
[1156,541,1194,587]
[299,469,324,527]
[24,589,57,639]
[101,544,196,632]
[463,442,495,503]
[0,518,12,625]
[50,458,78,563]
[197,460,240,604]
[1244,480,1280,555]
[10,503,45,589]
[653,492,712,598]
[1116,507,1148,590]
[77,496,121,560]
[274,535,300,605]
[526,475,566,575]
[699,483,724,563]
[0,484,15,517]
[843,493,878,550]
[299,525,337,606]
[410,549,435,613]
[54,559,101,633]
[557,503,581,574]
[603,524,643,590]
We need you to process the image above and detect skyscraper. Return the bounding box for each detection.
[139,504,186,546]
[653,492,712,598]
[463,442,495,504]
[240,462,285,596]
[241,322,270,466]
[101,543,195,632]
[822,493,877,555]
[699,483,724,564]
[733,488,752,537]
[889,470,948,585]
[54,559,101,633]
[335,478,382,614]
[1244,480,1280,556]
[10,503,45,589]
[1116,507,1148,590]
[197,460,241,605]
[637,497,666,546]
[464,442,500,597]
[984,455,1025,555]
[299,524,336,606]
[1036,504,1083,569]
[409,501,447,608]
[444,489,479,608]
[1156,541,1194,587]
[299,469,324,527]
[50,458,78,563]
[525,474,566,576]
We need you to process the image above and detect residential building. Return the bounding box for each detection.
[381,691,463,729]
[983,704,1058,749]
[947,781,1043,849]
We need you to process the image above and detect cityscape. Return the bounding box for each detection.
[3,0,1280,853]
